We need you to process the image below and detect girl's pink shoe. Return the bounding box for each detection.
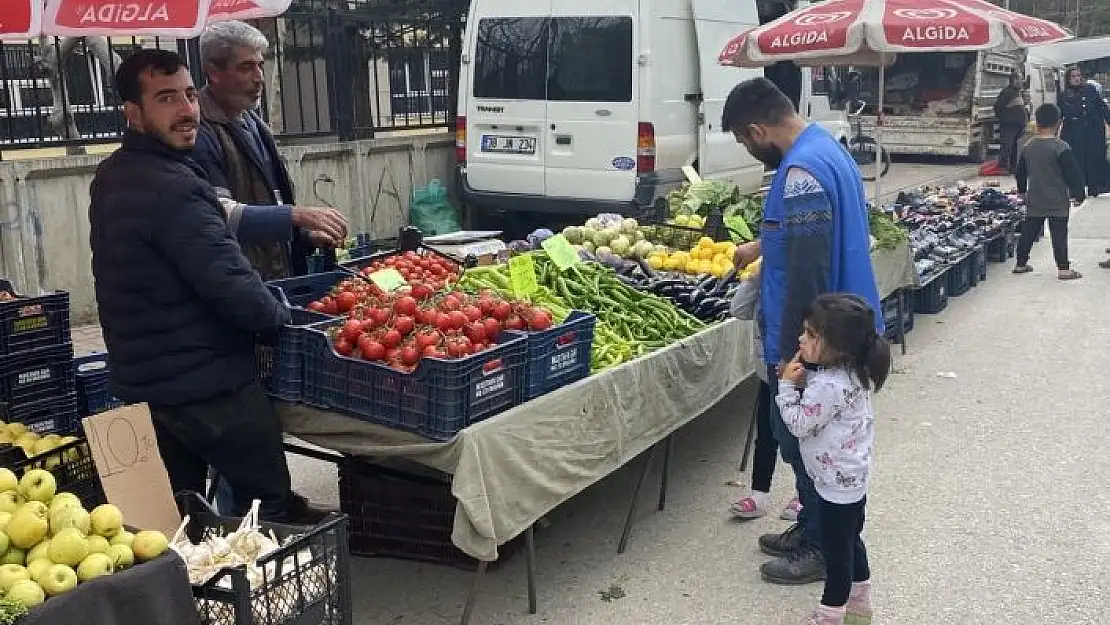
[845,581,873,625]
[803,604,845,625]
[780,497,803,521]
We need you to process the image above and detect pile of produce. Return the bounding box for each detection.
[868,208,909,251]
[0,425,80,463]
[560,216,660,260]
[458,254,709,371]
[646,237,739,278]
[305,250,460,315]
[0,467,168,610]
[890,185,1025,279]
[172,502,331,625]
[665,180,763,243]
[322,286,554,371]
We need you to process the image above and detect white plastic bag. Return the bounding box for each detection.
[730,279,759,321]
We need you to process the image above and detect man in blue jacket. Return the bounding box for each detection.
[191,20,348,280]
[723,77,883,585]
[90,49,302,522]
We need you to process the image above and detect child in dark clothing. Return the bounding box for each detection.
[1013,103,1086,280]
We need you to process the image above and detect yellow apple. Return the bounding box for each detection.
[18,469,56,503]
[38,563,76,597]
[89,504,123,538]
[0,563,28,592]
[0,469,18,493]
[109,530,134,547]
[76,552,113,582]
[26,559,50,585]
[0,548,25,566]
[6,578,44,607]
[7,502,48,549]
[86,535,110,555]
[131,530,168,562]
[106,544,134,571]
[25,539,49,565]
[47,528,88,567]
[0,491,25,515]
[49,504,90,536]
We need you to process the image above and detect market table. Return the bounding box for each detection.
[275,243,918,622]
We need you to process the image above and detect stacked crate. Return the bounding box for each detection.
[0,279,77,434]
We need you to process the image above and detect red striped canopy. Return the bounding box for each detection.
[719,0,1072,67]
[1,0,292,40]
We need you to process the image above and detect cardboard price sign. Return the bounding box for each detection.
[82,405,181,537]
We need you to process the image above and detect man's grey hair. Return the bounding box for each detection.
[199,21,269,69]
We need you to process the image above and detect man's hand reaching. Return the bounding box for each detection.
[292,206,349,245]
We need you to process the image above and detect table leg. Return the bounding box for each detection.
[738,397,759,473]
[617,446,657,554]
[459,561,489,625]
[658,435,673,511]
[525,525,537,614]
[897,289,907,356]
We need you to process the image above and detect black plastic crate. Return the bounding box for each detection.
[256,309,333,401]
[0,280,71,356]
[914,269,950,315]
[2,435,105,509]
[268,272,348,310]
[177,491,352,625]
[0,343,75,408]
[73,352,126,417]
[947,255,974,298]
[881,291,914,344]
[970,246,988,285]
[0,392,80,435]
[338,459,520,571]
[302,321,527,441]
[520,311,596,400]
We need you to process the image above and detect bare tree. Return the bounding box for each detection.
[33,37,122,156]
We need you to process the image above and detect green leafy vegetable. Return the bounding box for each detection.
[0,599,28,625]
[868,208,908,250]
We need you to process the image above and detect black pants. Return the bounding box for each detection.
[149,381,293,522]
[1017,215,1069,270]
[750,380,778,493]
[998,122,1024,171]
[821,497,870,607]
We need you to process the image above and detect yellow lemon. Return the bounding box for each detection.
[698,237,715,249]
[647,255,665,270]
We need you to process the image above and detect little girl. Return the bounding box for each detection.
[775,293,891,625]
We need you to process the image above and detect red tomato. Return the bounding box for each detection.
[393,315,416,336]
[411,284,433,301]
[492,301,512,321]
[394,296,418,316]
[358,336,386,361]
[461,305,482,323]
[529,310,553,331]
[435,312,453,333]
[464,321,486,344]
[400,345,420,366]
[447,310,468,330]
[320,297,338,315]
[307,301,326,312]
[441,295,462,311]
[381,329,403,348]
[505,314,525,331]
[482,318,501,341]
[335,338,354,357]
[415,328,441,350]
[370,307,391,327]
[341,319,363,343]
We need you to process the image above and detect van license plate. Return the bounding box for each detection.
[481,135,536,155]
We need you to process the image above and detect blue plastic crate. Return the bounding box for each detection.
[914,268,949,315]
[267,272,348,310]
[255,308,333,401]
[302,321,527,441]
[73,352,125,416]
[947,254,974,297]
[881,291,914,344]
[0,343,75,408]
[519,311,596,400]
[0,280,71,356]
[0,392,79,435]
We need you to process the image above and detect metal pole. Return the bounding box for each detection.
[873,54,885,208]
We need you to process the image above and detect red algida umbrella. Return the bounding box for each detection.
[1,0,292,39]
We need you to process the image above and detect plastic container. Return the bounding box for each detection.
[177,491,352,625]
[267,272,349,310]
[256,309,333,401]
[0,392,80,435]
[302,321,527,441]
[0,280,71,356]
[0,435,105,509]
[970,246,988,285]
[947,254,974,298]
[519,311,596,400]
[338,459,520,571]
[881,291,914,344]
[73,352,126,417]
[914,269,950,315]
[0,343,75,408]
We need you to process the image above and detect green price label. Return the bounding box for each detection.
[368,268,408,292]
[509,254,539,296]
[541,234,580,271]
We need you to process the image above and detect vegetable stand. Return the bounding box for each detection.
[273,244,918,624]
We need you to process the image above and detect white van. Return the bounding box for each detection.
[455,0,846,219]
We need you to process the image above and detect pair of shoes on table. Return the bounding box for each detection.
[729,496,801,521]
[759,523,825,585]
[800,583,873,625]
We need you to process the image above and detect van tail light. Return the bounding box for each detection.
[456,116,467,165]
[637,122,656,173]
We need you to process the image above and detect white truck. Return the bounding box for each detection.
[454,0,849,230]
[852,49,1023,162]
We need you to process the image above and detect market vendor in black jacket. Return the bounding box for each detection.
[191,20,348,280]
[89,49,301,523]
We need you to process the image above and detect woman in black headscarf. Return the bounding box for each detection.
[994,71,1026,173]
[1058,67,1110,196]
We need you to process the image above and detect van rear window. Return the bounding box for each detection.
[474,17,633,103]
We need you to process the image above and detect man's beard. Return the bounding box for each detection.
[750,144,784,169]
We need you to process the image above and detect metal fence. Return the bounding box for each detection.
[0,0,467,151]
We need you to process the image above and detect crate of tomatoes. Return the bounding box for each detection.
[298,283,552,440]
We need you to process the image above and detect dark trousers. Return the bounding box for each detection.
[1017,215,1069,270]
[150,380,293,522]
[768,365,822,546]
[820,497,871,607]
[998,122,1025,171]
[751,380,778,493]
